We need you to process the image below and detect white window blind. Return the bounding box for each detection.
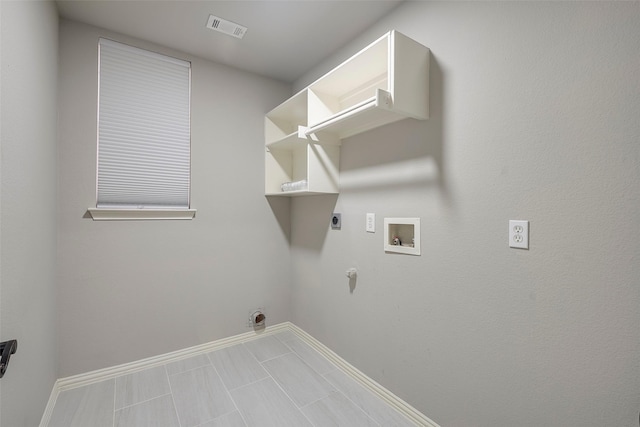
[97,38,191,209]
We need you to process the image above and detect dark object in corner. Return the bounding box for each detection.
[0,339,17,378]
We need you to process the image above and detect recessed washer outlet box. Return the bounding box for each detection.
[384,217,421,255]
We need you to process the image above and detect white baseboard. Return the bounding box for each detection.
[40,322,439,427]
[286,323,439,427]
[39,382,60,427]
[39,323,289,427]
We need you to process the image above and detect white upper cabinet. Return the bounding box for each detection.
[306,30,429,139]
[265,30,429,196]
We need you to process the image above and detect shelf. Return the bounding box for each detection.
[266,190,333,197]
[266,128,305,150]
[264,142,339,196]
[265,91,308,146]
[267,126,340,151]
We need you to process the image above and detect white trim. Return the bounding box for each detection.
[287,323,440,427]
[56,323,289,391]
[38,383,60,427]
[39,322,438,427]
[87,208,196,221]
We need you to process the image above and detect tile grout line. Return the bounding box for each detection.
[321,371,385,427]
[255,351,293,364]
[241,341,262,366]
[225,374,272,393]
[298,389,382,427]
[260,364,318,427]
[222,397,249,427]
[298,393,329,409]
[113,366,174,410]
[272,331,298,345]
[115,392,173,412]
[206,352,249,427]
[243,338,293,364]
[112,377,117,427]
[190,408,242,427]
[278,331,340,372]
[206,352,247,426]
[166,358,213,379]
[204,351,241,393]
[237,338,317,426]
[282,339,340,378]
[260,351,341,425]
[164,365,183,427]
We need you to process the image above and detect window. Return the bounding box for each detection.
[88,38,195,220]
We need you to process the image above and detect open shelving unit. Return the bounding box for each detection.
[265,91,340,196]
[265,30,430,197]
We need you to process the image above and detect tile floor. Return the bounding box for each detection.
[47,330,416,427]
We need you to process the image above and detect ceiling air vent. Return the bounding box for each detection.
[206,15,247,39]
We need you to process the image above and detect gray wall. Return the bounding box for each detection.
[0,1,59,425]
[291,2,640,426]
[57,20,292,377]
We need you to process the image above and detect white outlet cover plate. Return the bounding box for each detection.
[509,220,529,249]
[366,213,375,233]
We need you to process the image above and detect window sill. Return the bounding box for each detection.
[87,208,196,221]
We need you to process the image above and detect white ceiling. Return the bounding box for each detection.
[56,0,403,83]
